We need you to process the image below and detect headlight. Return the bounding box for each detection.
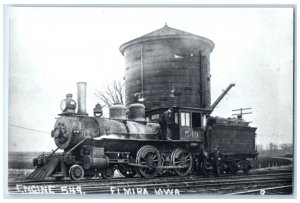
[60,94,76,113]
[60,99,67,111]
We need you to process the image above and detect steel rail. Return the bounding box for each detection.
[225,185,293,195]
[9,171,292,187]
[8,171,292,187]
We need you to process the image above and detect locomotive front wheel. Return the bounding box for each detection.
[118,164,137,178]
[101,166,115,179]
[69,164,84,181]
[136,145,161,178]
[171,148,193,177]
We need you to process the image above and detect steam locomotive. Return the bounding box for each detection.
[28,82,258,181]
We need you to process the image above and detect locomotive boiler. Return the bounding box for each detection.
[52,83,161,151]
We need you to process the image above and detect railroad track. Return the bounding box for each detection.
[9,169,292,186]
[226,185,293,195]
[8,171,293,195]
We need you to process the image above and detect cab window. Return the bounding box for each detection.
[150,114,159,121]
[180,112,190,127]
[174,112,178,124]
[192,113,201,128]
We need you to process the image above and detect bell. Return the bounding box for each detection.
[93,103,103,117]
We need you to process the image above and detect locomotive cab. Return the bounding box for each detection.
[146,106,210,141]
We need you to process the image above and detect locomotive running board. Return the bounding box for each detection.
[128,163,188,169]
[26,157,59,180]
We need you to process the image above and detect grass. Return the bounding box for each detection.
[8,152,44,182]
[251,156,292,169]
[8,169,34,181]
[8,151,43,169]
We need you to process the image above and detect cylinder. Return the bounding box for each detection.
[77,82,87,115]
[82,155,108,170]
[120,24,214,110]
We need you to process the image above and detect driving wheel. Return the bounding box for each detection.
[136,145,161,178]
[171,148,193,177]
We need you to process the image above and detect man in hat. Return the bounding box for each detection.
[211,146,221,177]
[159,107,174,140]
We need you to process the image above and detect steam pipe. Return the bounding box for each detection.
[208,83,235,114]
[77,82,87,115]
[199,50,203,108]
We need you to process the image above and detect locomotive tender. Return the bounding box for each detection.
[28,25,258,181]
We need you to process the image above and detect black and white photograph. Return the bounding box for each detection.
[3,3,295,198]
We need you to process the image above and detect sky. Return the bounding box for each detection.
[6,6,294,152]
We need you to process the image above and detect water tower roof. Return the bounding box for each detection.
[120,24,214,55]
[142,23,197,37]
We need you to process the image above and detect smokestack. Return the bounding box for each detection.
[77,82,87,115]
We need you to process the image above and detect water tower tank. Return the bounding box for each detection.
[120,24,214,110]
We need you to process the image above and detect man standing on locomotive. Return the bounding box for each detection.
[159,107,174,140]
